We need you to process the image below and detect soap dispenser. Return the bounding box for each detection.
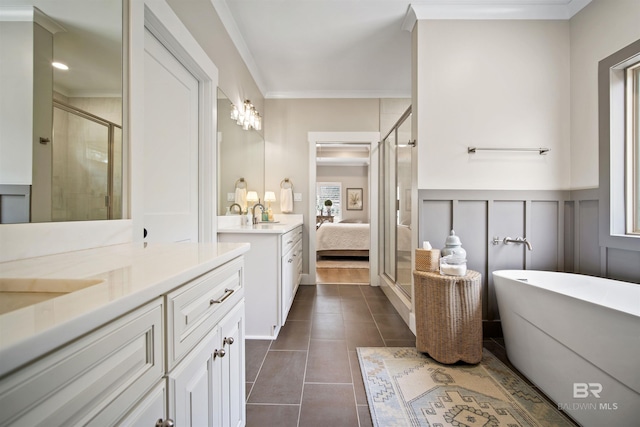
[441,230,466,258]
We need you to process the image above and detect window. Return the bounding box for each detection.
[627,62,640,234]
[316,182,341,219]
[599,39,640,249]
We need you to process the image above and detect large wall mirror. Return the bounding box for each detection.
[217,88,264,215]
[0,0,123,224]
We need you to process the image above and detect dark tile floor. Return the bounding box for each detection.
[244,283,576,427]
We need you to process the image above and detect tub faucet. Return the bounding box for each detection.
[229,203,242,214]
[503,236,533,251]
[251,203,265,225]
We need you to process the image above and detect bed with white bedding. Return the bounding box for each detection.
[316,222,370,257]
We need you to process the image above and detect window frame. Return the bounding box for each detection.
[316,181,342,219]
[626,62,640,235]
[598,39,640,250]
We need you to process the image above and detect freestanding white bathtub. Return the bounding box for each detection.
[493,270,639,427]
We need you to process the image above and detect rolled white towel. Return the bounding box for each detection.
[280,188,293,213]
[235,188,247,211]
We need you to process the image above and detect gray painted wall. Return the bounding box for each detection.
[570,189,640,282]
[418,188,639,329]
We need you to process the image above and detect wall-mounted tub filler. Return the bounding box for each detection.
[492,236,533,251]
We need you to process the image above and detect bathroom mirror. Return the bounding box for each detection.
[0,0,123,223]
[217,88,264,215]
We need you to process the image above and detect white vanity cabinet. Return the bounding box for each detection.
[218,222,303,339]
[0,243,248,427]
[281,227,303,325]
[168,302,245,427]
[0,298,165,426]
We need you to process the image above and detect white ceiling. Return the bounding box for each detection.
[0,0,122,97]
[213,0,592,99]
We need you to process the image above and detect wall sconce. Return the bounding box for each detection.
[230,99,262,131]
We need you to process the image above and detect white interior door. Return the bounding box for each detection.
[143,29,199,242]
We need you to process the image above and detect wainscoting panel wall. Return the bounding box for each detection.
[577,198,600,277]
[571,189,639,283]
[455,201,488,316]
[418,188,638,336]
[418,190,570,329]
[530,201,560,271]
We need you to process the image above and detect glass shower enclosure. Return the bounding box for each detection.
[382,106,413,300]
[52,101,122,221]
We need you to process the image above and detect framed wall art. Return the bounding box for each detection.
[346,188,363,210]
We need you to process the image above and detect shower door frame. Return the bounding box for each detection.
[381,106,414,302]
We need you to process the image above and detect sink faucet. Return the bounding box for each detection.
[251,203,265,225]
[503,236,533,251]
[229,203,242,214]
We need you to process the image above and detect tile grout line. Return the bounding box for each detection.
[354,284,373,426]
[361,284,388,347]
[245,340,274,403]
[340,286,361,426]
[295,294,314,427]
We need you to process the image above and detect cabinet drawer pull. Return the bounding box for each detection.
[287,240,293,244]
[210,288,234,305]
[156,418,175,427]
[214,348,226,358]
[224,336,234,345]
[288,259,293,263]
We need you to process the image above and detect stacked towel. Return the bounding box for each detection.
[280,188,293,213]
[235,188,247,211]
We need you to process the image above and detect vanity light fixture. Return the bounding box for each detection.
[52,61,68,70]
[229,99,262,131]
[264,191,276,208]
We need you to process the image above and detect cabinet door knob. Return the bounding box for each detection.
[214,348,226,358]
[224,336,234,345]
[156,418,175,427]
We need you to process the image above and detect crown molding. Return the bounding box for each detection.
[265,89,412,99]
[210,0,267,97]
[0,6,66,34]
[403,0,592,31]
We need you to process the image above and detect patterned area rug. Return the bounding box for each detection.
[357,347,575,427]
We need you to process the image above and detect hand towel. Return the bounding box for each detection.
[280,188,293,213]
[235,188,247,211]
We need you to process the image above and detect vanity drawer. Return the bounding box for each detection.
[0,298,164,426]
[166,257,244,369]
[281,226,302,254]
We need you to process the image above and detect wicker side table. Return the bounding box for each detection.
[413,270,482,364]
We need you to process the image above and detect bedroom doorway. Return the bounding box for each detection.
[315,150,370,284]
[308,132,380,286]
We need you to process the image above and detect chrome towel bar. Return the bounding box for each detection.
[468,147,549,155]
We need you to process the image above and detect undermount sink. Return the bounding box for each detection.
[0,278,104,315]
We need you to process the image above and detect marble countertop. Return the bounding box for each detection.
[217,222,303,234]
[0,242,249,377]
[217,214,303,234]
